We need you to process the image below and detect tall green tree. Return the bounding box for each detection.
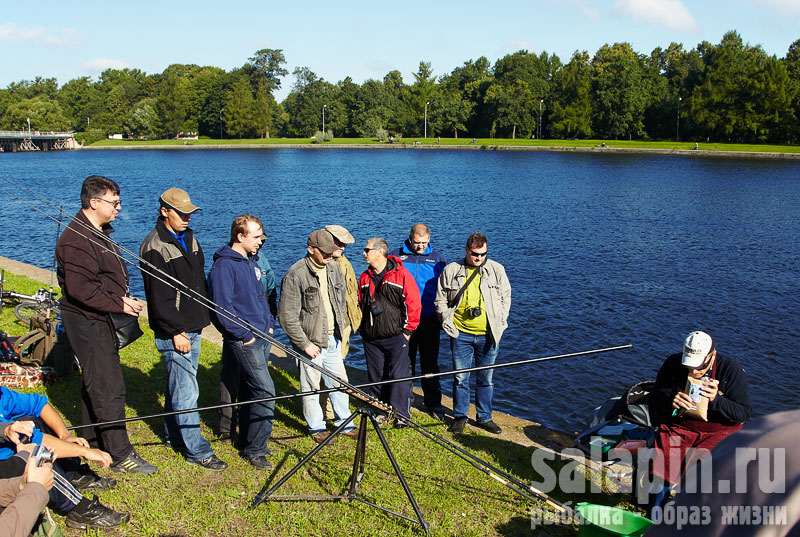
[246,49,288,137]
[591,42,648,139]
[550,51,593,138]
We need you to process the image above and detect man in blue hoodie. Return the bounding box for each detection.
[391,224,447,418]
[207,214,275,470]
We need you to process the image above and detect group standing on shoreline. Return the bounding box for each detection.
[0,174,515,531]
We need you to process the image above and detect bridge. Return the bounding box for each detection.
[0,130,77,152]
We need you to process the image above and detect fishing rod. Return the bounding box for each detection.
[1,179,626,512]
[46,207,63,318]
[65,343,631,432]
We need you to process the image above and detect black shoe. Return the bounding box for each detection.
[65,495,130,529]
[246,455,273,470]
[477,420,502,434]
[426,407,446,421]
[189,454,228,471]
[110,450,158,475]
[71,472,117,491]
[449,418,468,434]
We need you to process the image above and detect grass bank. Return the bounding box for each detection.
[1,270,633,536]
[88,136,800,155]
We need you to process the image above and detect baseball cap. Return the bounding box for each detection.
[308,229,338,255]
[325,224,354,244]
[160,188,201,214]
[681,331,714,369]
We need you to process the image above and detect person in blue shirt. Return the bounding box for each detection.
[208,214,276,470]
[390,224,448,418]
[0,387,129,529]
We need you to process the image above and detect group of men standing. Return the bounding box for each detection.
[54,175,514,482]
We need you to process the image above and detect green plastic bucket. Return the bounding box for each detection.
[576,502,653,537]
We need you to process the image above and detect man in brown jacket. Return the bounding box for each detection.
[56,175,156,475]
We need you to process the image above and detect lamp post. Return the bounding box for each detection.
[424,101,429,138]
[322,105,326,134]
[27,117,31,136]
[219,108,224,140]
[538,100,543,140]
[676,97,681,142]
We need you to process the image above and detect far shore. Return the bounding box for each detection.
[83,139,800,160]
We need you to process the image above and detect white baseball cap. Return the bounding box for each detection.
[681,331,714,369]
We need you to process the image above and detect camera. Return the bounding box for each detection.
[369,298,382,315]
[467,307,482,318]
[31,444,55,467]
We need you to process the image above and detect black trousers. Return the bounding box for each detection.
[60,310,133,463]
[407,315,443,410]
[363,334,411,419]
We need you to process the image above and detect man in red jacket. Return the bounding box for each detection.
[358,237,421,423]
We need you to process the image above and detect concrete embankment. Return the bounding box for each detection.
[0,255,573,453]
[82,142,800,160]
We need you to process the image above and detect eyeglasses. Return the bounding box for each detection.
[469,250,487,258]
[363,247,379,254]
[95,198,122,209]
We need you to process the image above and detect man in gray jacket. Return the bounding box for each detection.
[435,232,511,435]
[278,229,356,443]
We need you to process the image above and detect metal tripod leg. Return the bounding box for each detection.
[251,407,430,535]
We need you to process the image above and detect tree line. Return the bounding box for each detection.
[1,30,799,144]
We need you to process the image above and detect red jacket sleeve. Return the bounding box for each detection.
[402,268,421,334]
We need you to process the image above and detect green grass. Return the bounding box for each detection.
[1,270,631,536]
[87,136,800,154]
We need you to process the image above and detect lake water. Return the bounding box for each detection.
[1,148,798,433]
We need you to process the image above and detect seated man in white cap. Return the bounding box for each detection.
[644,330,751,514]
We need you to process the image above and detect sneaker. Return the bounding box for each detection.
[110,450,158,475]
[71,472,117,492]
[342,428,359,438]
[189,454,228,471]
[477,420,502,434]
[311,431,332,444]
[246,455,273,470]
[449,418,468,434]
[65,495,130,529]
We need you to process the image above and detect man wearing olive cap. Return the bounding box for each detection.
[278,230,355,443]
[140,188,227,471]
[644,330,751,514]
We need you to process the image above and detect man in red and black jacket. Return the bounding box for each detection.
[358,237,421,422]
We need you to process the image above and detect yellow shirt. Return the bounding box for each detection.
[453,267,487,335]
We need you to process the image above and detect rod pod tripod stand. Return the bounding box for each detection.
[251,406,431,535]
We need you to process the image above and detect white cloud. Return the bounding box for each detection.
[0,22,83,47]
[83,58,132,73]
[613,0,700,32]
[753,0,800,16]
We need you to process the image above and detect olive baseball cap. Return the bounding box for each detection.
[160,188,201,214]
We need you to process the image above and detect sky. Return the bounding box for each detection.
[1,0,799,102]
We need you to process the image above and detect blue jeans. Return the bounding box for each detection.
[155,331,213,462]
[299,335,354,434]
[450,331,499,423]
[228,338,275,458]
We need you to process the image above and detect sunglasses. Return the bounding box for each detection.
[469,250,487,257]
[363,247,379,254]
